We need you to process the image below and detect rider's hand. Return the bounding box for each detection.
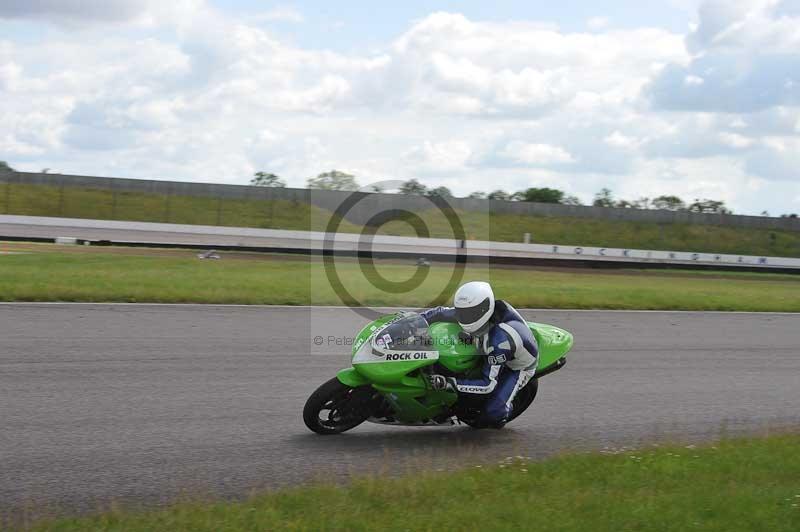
[429,374,456,392]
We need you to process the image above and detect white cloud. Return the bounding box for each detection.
[683,74,704,86]
[0,61,22,91]
[1,5,798,213]
[604,131,642,150]
[648,0,800,112]
[587,16,610,31]
[253,7,304,24]
[499,142,575,165]
[404,140,474,172]
[719,132,754,149]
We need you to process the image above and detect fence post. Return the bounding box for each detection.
[111,186,118,220]
[3,175,9,214]
[164,184,172,223]
[267,187,274,228]
[58,176,65,217]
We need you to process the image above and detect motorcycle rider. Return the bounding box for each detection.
[421,281,538,428]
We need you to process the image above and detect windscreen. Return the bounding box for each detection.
[373,313,432,352]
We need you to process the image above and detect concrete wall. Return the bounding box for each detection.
[2,170,798,232]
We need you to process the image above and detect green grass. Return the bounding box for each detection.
[380,208,800,258]
[29,434,800,531]
[2,182,799,257]
[1,249,799,311]
[0,183,360,232]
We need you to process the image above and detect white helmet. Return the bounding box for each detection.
[453,281,495,334]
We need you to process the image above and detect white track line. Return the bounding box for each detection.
[0,302,797,315]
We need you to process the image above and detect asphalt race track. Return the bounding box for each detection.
[1,304,799,517]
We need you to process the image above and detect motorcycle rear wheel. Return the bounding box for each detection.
[303,377,375,435]
[506,377,538,423]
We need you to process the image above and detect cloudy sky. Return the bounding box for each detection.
[1,0,799,214]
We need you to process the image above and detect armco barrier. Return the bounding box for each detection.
[1,171,799,232]
[2,214,798,272]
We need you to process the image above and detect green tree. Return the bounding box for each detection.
[688,199,731,214]
[487,190,510,201]
[426,186,452,198]
[251,172,286,187]
[307,170,358,191]
[0,161,15,173]
[399,179,427,195]
[651,195,686,211]
[592,188,615,208]
[467,191,486,199]
[517,187,565,203]
[562,195,582,206]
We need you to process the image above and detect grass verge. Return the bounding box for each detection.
[1,245,799,311]
[29,434,800,531]
[2,182,799,257]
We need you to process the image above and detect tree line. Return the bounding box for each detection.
[2,161,794,217]
[251,169,754,216]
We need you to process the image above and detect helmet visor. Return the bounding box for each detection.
[455,297,491,326]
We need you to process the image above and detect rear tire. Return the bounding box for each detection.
[506,378,538,423]
[303,377,375,435]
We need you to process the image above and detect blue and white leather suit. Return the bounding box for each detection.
[421,300,538,424]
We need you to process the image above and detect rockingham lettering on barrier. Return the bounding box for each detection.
[545,245,783,268]
[1,214,798,270]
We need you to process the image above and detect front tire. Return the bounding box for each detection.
[303,377,375,435]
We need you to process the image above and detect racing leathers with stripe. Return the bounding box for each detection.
[421,300,538,424]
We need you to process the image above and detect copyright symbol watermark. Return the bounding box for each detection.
[313,336,324,346]
[319,180,467,320]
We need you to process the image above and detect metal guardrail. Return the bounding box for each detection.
[1,215,798,272]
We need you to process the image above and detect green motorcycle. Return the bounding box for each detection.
[303,312,573,434]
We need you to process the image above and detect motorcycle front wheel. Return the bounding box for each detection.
[303,377,376,435]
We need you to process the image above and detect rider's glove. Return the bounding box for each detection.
[429,374,456,392]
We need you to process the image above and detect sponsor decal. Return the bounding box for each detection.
[384,352,432,361]
[458,385,488,393]
[488,354,507,365]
